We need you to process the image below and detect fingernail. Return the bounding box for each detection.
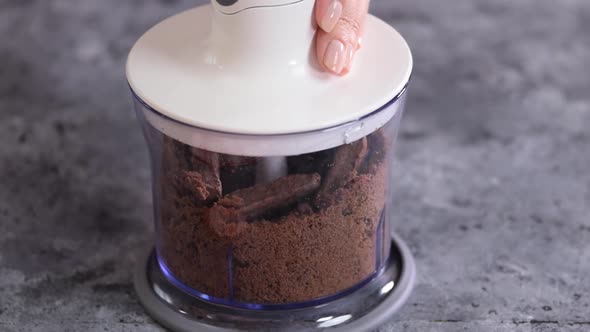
[357,36,363,49]
[339,45,355,75]
[345,45,355,70]
[324,40,346,74]
[320,0,343,32]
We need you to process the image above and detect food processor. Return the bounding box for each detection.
[127,0,414,330]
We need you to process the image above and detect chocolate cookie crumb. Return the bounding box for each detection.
[157,129,391,305]
[315,137,368,207]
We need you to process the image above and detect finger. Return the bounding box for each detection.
[315,0,344,33]
[315,0,369,75]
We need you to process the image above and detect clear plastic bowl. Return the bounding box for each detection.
[134,91,406,309]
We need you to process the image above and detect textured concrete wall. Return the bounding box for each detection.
[0,0,589,331]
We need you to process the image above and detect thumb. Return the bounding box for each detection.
[315,0,369,75]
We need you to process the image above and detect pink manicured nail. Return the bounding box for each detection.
[345,45,355,70]
[324,40,346,74]
[320,0,343,32]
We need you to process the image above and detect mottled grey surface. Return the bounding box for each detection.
[1,0,589,331]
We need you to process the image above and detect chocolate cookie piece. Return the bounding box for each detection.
[220,173,321,220]
[174,169,221,203]
[296,202,314,215]
[220,155,258,195]
[208,173,321,236]
[168,149,221,204]
[315,138,368,207]
[287,149,334,177]
[160,137,223,205]
[360,129,387,175]
[190,150,221,202]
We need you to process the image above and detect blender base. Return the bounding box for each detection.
[134,232,416,332]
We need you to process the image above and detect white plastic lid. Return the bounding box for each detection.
[135,91,405,156]
[126,0,412,136]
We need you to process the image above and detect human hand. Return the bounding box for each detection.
[315,0,369,75]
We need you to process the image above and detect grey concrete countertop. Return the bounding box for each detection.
[1,0,589,331]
